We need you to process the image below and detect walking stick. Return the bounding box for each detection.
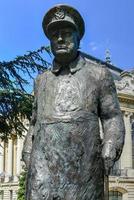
[104,173,109,200]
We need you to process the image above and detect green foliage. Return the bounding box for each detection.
[0,46,51,140]
[0,46,51,90]
[0,89,33,140]
[17,169,27,200]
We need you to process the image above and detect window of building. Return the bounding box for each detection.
[109,191,122,200]
[10,190,13,200]
[0,191,3,200]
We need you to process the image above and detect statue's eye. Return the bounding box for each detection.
[64,31,72,37]
[51,31,58,39]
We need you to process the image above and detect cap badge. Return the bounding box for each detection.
[54,8,65,20]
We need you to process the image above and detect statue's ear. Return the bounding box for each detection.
[76,33,80,49]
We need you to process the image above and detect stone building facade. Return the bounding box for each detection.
[0,122,27,200]
[0,61,134,200]
[109,70,134,200]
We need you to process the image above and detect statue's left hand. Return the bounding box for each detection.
[104,157,115,175]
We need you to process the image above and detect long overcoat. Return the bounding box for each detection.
[23,52,125,200]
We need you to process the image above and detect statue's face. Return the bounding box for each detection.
[49,26,79,64]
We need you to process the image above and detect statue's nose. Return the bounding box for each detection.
[57,34,63,42]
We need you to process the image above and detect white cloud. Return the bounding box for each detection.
[89,42,98,51]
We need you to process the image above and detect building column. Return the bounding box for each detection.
[121,111,133,168]
[16,137,24,177]
[131,114,134,169]
[7,139,13,176]
[0,140,4,173]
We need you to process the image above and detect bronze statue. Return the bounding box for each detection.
[22,4,125,200]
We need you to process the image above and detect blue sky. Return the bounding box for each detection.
[0,0,134,71]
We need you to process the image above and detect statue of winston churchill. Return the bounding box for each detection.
[22,4,125,200]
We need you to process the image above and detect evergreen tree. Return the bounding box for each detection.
[0,46,51,141]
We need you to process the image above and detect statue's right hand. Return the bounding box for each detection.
[102,140,117,175]
[22,152,31,169]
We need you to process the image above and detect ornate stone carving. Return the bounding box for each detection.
[115,71,134,95]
